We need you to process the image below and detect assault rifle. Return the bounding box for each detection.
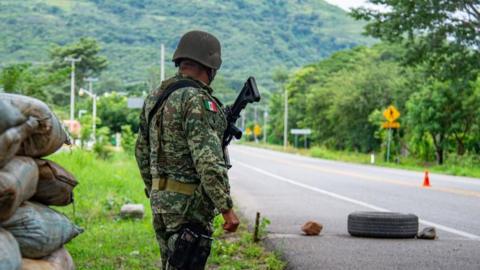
[223,77,261,148]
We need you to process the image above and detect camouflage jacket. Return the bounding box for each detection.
[135,74,233,223]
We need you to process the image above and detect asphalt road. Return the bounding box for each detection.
[228,145,480,270]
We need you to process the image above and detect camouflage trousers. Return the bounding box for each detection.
[153,213,213,270]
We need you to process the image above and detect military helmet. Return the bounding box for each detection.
[172,30,222,70]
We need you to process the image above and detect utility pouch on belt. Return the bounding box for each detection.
[168,224,213,270]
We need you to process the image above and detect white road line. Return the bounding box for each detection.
[235,160,480,241]
[232,146,480,187]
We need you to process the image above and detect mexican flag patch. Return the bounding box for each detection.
[204,100,219,112]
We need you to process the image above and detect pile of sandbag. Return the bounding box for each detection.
[0,94,81,270]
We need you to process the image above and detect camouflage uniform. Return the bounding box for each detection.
[135,73,233,269]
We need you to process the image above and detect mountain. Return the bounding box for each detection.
[0,0,371,90]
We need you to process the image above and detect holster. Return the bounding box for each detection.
[168,224,213,270]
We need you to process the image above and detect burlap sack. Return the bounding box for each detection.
[0,99,26,134]
[21,247,75,270]
[0,228,22,270]
[33,159,78,206]
[1,202,84,259]
[0,118,39,168]
[0,93,70,157]
[0,157,39,221]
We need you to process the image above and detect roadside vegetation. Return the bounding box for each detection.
[254,2,480,173]
[49,149,285,270]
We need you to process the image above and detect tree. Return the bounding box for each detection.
[406,80,452,164]
[79,114,94,148]
[50,38,108,88]
[267,44,413,152]
[351,1,480,81]
[352,0,480,163]
[121,125,136,154]
[0,63,69,103]
[91,92,139,134]
[271,67,290,144]
[266,92,284,144]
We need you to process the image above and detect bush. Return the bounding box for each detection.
[121,125,136,154]
[93,126,113,160]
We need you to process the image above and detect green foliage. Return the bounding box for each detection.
[93,126,114,160]
[49,150,285,269]
[350,1,480,164]
[50,37,108,86]
[0,63,68,103]
[270,43,412,152]
[121,125,136,154]
[49,150,159,269]
[0,0,371,90]
[267,92,285,145]
[258,217,271,239]
[91,92,140,133]
[211,76,237,105]
[268,40,480,165]
[79,114,93,148]
[210,218,285,270]
[351,1,480,81]
[1,38,108,109]
[406,79,480,164]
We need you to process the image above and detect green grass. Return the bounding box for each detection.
[240,142,480,179]
[49,150,285,270]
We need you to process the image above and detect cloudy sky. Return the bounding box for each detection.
[324,0,387,11]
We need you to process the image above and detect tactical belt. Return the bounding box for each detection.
[152,177,198,196]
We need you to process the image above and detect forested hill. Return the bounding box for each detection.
[0,0,370,90]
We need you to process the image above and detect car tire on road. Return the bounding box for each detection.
[348,211,419,238]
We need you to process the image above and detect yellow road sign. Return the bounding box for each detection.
[245,127,252,136]
[382,121,400,129]
[254,124,262,136]
[383,105,400,122]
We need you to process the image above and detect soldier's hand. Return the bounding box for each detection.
[222,209,240,233]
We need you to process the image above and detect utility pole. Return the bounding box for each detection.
[84,77,98,143]
[160,44,165,82]
[283,86,288,150]
[64,57,81,124]
[386,128,392,162]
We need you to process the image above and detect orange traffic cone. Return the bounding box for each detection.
[423,170,431,187]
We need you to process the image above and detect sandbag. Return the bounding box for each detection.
[0,157,39,221]
[0,228,22,270]
[0,202,84,259]
[0,99,26,134]
[0,93,70,157]
[0,118,39,168]
[21,247,75,270]
[32,159,78,206]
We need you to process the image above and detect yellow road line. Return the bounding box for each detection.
[233,148,480,199]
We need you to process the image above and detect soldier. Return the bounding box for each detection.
[135,30,240,270]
